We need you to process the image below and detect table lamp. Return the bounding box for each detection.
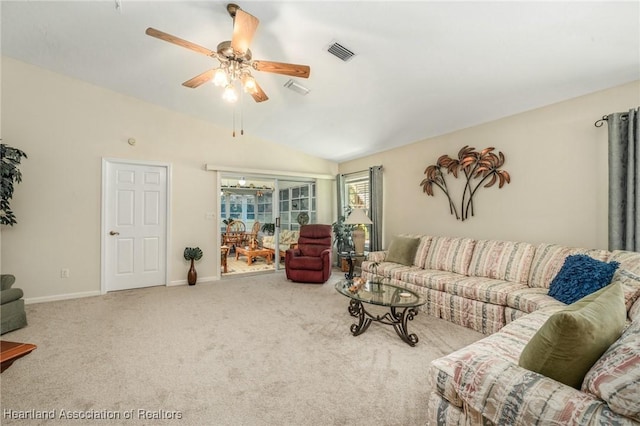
[344,208,373,255]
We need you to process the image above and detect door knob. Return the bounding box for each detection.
[109,231,120,236]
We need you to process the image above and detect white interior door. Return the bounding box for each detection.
[103,160,169,292]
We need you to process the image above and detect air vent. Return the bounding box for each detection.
[284,79,310,96]
[327,42,355,62]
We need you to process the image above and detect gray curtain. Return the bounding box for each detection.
[336,173,346,219]
[608,107,639,251]
[369,165,383,251]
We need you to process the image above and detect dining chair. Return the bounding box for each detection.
[223,220,246,251]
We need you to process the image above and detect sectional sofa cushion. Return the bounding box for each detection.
[368,262,415,281]
[506,287,564,314]
[518,283,626,389]
[609,250,640,313]
[614,270,640,312]
[396,269,462,292]
[610,249,640,275]
[423,237,476,275]
[439,292,507,335]
[582,319,640,421]
[548,254,619,304]
[468,240,536,284]
[444,276,527,306]
[385,236,421,266]
[413,235,433,268]
[528,244,610,288]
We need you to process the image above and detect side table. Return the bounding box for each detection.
[1,341,37,373]
[221,245,230,273]
[338,252,367,280]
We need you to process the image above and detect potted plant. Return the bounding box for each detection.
[0,142,28,226]
[183,247,203,285]
[331,215,353,254]
[261,223,275,235]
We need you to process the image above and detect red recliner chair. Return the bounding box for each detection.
[285,224,332,284]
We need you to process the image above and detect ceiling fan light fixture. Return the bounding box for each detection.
[213,68,229,87]
[222,83,238,103]
[145,4,310,136]
[242,75,258,94]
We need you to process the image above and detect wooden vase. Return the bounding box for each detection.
[188,259,197,285]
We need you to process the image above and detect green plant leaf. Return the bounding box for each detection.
[184,247,203,261]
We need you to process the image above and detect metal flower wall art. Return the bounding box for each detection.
[420,146,511,221]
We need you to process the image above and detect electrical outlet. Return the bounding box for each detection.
[61,268,70,278]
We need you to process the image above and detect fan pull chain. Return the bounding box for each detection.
[232,104,236,137]
[241,90,245,136]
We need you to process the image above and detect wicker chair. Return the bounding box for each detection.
[223,220,246,251]
[244,221,260,248]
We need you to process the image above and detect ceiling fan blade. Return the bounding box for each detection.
[231,9,259,55]
[252,61,311,78]
[182,69,215,88]
[146,27,215,57]
[250,81,269,103]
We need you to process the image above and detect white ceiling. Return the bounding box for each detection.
[2,1,639,162]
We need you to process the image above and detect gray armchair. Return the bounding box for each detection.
[1,274,27,334]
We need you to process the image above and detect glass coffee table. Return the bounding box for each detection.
[335,279,426,346]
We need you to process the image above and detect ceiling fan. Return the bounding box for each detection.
[145,3,311,103]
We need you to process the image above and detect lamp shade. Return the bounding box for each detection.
[344,208,373,225]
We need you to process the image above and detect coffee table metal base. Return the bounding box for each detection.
[347,299,420,346]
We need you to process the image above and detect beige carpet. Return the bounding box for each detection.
[1,271,483,425]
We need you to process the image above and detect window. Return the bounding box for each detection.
[279,182,317,230]
[344,171,370,212]
[221,191,273,233]
[341,171,371,251]
[256,192,273,224]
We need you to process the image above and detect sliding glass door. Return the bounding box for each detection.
[219,175,317,274]
[278,180,317,231]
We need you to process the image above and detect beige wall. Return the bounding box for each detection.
[339,80,640,251]
[0,57,338,301]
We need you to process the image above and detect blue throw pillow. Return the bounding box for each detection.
[548,254,620,304]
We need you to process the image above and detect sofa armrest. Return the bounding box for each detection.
[1,274,16,291]
[439,354,616,424]
[1,287,24,305]
[366,251,387,263]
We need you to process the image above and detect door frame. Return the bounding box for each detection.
[212,165,334,278]
[100,158,172,294]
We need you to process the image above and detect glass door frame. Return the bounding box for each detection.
[217,171,318,275]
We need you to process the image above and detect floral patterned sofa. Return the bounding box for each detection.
[261,230,299,261]
[361,236,640,425]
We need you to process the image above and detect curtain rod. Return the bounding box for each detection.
[595,112,631,128]
[340,165,383,178]
[594,115,608,127]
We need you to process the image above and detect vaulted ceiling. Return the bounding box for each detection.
[2,1,638,162]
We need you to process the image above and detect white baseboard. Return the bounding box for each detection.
[169,276,218,286]
[24,278,220,303]
[25,290,102,305]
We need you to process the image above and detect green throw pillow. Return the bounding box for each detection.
[385,236,420,266]
[518,282,626,389]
